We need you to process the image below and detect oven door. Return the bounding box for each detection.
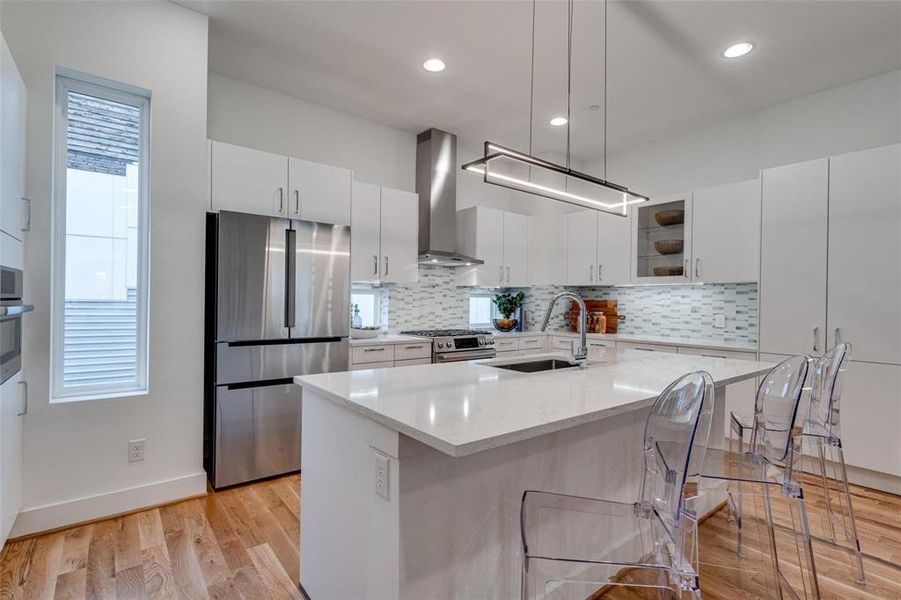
[434,349,496,363]
[0,313,22,385]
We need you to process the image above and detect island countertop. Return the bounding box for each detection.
[295,349,774,458]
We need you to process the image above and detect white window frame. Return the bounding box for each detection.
[469,293,494,329]
[51,69,152,402]
[351,288,381,328]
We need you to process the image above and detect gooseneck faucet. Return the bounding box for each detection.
[539,292,589,368]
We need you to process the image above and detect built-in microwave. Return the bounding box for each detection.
[0,267,33,385]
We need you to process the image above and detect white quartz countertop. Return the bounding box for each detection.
[349,334,429,347]
[491,330,757,353]
[295,349,774,458]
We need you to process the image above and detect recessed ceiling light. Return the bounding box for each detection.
[549,116,568,127]
[723,42,754,58]
[422,58,446,72]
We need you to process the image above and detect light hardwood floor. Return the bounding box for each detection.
[1,473,899,599]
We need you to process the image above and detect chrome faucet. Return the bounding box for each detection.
[539,291,589,368]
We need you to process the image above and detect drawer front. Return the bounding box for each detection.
[588,340,616,349]
[351,360,394,371]
[519,336,544,351]
[551,336,575,351]
[351,345,395,364]
[393,357,432,367]
[394,342,432,361]
[617,341,676,353]
[677,347,756,361]
[518,348,544,356]
[494,338,519,352]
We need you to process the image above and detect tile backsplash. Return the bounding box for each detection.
[365,266,758,346]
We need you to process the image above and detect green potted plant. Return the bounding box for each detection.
[492,291,525,332]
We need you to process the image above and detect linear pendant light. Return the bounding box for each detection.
[461,0,648,217]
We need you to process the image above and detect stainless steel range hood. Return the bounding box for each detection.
[416,128,484,266]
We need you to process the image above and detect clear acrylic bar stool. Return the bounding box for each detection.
[520,371,715,599]
[730,344,866,584]
[702,354,819,599]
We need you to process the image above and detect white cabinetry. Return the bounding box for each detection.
[840,362,901,477]
[565,211,631,286]
[210,140,351,225]
[759,158,829,356]
[632,193,693,284]
[495,335,547,357]
[351,182,418,284]
[691,180,759,284]
[350,341,431,370]
[565,212,597,285]
[456,207,531,287]
[1,36,26,240]
[0,373,24,544]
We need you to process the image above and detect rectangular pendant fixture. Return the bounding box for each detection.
[461,142,649,217]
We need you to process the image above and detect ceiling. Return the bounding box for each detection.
[179,0,901,163]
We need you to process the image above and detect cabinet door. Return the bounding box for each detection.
[379,188,419,284]
[210,141,288,217]
[759,159,828,356]
[632,194,693,284]
[0,373,23,545]
[503,212,530,286]
[596,212,631,285]
[288,157,351,226]
[350,182,381,282]
[828,144,901,364]
[1,38,26,240]
[692,180,760,283]
[476,207,505,286]
[841,361,901,476]
[565,211,598,285]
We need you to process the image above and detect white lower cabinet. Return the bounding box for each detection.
[494,335,547,357]
[0,372,24,546]
[394,358,431,367]
[617,341,676,353]
[840,361,901,477]
[350,341,431,370]
[352,361,394,371]
[351,345,395,365]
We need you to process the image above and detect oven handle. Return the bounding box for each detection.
[0,304,33,317]
[435,350,496,362]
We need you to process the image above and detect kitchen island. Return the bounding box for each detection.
[294,349,774,599]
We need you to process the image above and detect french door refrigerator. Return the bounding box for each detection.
[204,211,350,489]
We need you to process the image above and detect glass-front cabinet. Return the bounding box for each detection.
[632,192,693,284]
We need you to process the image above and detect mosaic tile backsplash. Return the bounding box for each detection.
[367,266,758,346]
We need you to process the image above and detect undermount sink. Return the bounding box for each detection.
[490,359,578,373]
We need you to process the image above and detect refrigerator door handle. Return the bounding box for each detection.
[285,228,296,328]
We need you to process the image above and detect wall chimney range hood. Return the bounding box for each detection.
[415,128,484,267]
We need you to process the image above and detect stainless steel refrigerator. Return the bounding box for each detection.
[204,211,350,489]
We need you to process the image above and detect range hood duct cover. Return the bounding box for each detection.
[416,128,483,266]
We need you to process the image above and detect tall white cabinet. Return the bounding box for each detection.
[456,207,530,287]
[209,140,352,225]
[350,182,419,284]
[0,32,27,546]
[759,144,901,478]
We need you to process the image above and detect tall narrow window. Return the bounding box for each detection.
[52,71,150,401]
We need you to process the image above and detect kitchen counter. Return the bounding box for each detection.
[297,350,772,598]
[491,329,758,353]
[348,333,428,347]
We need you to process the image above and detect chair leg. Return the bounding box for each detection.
[815,438,837,543]
[835,443,867,584]
[794,495,822,599]
[735,426,745,557]
[521,556,529,600]
[762,484,784,600]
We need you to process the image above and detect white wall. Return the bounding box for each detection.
[1,1,209,534]
[209,72,416,192]
[603,69,901,196]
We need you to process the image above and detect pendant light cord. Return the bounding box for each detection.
[528,0,536,156]
[565,0,573,170]
[603,0,608,179]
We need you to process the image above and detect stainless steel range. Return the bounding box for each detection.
[399,329,496,363]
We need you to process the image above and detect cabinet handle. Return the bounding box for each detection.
[404,345,425,350]
[701,354,726,359]
[589,264,595,282]
[598,264,603,283]
[21,197,31,232]
[506,266,511,283]
[498,266,503,283]
[373,254,379,277]
[278,187,284,213]
[813,326,819,353]
[363,347,386,353]
[384,256,389,276]
[294,190,300,215]
[17,380,27,416]
[834,327,841,344]
[695,257,701,278]
[684,259,689,279]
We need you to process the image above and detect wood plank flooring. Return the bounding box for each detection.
[1,473,899,599]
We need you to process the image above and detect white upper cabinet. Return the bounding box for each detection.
[759,158,829,356]
[1,36,27,241]
[379,187,419,284]
[691,179,760,284]
[210,141,288,217]
[565,211,598,285]
[288,157,351,226]
[595,212,631,285]
[827,144,901,364]
[210,141,351,225]
[456,206,530,287]
[350,181,381,282]
[350,182,418,284]
[631,193,693,284]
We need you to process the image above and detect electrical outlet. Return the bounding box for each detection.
[128,439,146,463]
[373,451,389,500]
[714,314,726,329]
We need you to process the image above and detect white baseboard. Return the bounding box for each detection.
[10,471,207,538]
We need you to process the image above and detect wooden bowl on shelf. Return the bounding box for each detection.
[654,210,684,226]
[653,239,684,255]
[653,266,684,277]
